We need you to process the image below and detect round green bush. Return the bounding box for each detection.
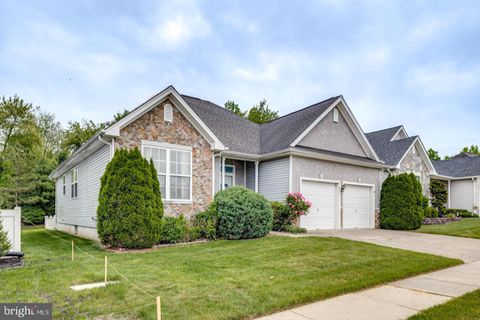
[21,206,46,225]
[424,207,438,218]
[380,173,424,230]
[271,201,295,231]
[97,148,163,249]
[192,205,218,240]
[214,186,273,239]
[160,215,188,244]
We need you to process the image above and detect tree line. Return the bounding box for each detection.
[0,95,128,221]
[428,145,480,161]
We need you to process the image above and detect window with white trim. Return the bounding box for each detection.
[71,167,78,198]
[164,104,173,122]
[62,175,66,196]
[143,144,192,201]
[224,165,235,189]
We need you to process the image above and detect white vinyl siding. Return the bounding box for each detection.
[258,157,289,201]
[55,144,110,228]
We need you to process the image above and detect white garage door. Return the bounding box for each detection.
[300,180,337,230]
[450,180,474,211]
[343,184,372,229]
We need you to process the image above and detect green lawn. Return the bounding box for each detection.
[409,289,480,320]
[0,228,461,320]
[417,218,480,239]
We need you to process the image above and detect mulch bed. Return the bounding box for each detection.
[0,256,23,269]
[423,217,463,225]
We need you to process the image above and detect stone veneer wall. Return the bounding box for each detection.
[398,145,430,197]
[115,99,213,219]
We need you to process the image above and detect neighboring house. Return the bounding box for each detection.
[431,156,480,214]
[49,86,440,239]
[366,126,437,197]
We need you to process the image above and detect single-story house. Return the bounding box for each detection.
[49,86,444,239]
[431,155,480,215]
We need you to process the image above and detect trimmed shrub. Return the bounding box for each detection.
[380,173,424,230]
[0,221,11,256]
[192,206,218,240]
[272,202,294,231]
[21,206,45,225]
[97,148,163,249]
[283,225,307,234]
[160,215,188,244]
[214,187,273,239]
[430,180,448,215]
[446,208,476,218]
[424,207,438,218]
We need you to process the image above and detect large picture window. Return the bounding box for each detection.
[142,142,192,202]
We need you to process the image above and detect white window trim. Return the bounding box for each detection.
[71,166,78,199]
[141,142,193,203]
[224,164,235,188]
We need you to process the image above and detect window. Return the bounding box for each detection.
[333,108,339,123]
[62,175,66,196]
[224,165,235,189]
[71,167,78,198]
[142,143,192,201]
[164,104,173,122]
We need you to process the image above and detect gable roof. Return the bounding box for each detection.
[451,151,479,159]
[366,126,436,173]
[181,95,261,154]
[433,157,480,178]
[51,86,383,178]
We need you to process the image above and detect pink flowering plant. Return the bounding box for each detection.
[286,192,312,216]
[272,192,312,231]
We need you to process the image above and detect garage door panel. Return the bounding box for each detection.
[300,181,337,230]
[343,185,372,229]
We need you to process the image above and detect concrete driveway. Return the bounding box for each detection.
[309,229,480,263]
[259,230,480,320]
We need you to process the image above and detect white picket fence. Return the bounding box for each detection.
[0,207,21,252]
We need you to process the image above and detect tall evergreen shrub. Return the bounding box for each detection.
[97,148,163,248]
[0,221,11,256]
[380,173,424,230]
[429,179,448,215]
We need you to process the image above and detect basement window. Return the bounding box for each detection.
[333,108,339,123]
[164,104,173,122]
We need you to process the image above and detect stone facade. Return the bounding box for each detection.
[398,144,430,196]
[115,99,213,219]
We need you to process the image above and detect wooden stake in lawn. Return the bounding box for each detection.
[104,256,108,285]
[71,241,74,262]
[156,296,161,320]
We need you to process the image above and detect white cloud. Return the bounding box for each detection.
[130,0,211,50]
[405,62,480,95]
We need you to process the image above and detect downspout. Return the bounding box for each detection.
[98,133,114,160]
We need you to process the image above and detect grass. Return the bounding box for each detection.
[417,218,480,239]
[409,289,480,320]
[0,228,461,320]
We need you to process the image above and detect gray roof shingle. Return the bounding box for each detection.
[433,157,480,177]
[366,126,416,166]
[182,94,340,155]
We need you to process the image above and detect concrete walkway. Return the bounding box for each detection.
[259,230,480,320]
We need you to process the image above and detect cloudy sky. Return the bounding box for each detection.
[1,0,479,156]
